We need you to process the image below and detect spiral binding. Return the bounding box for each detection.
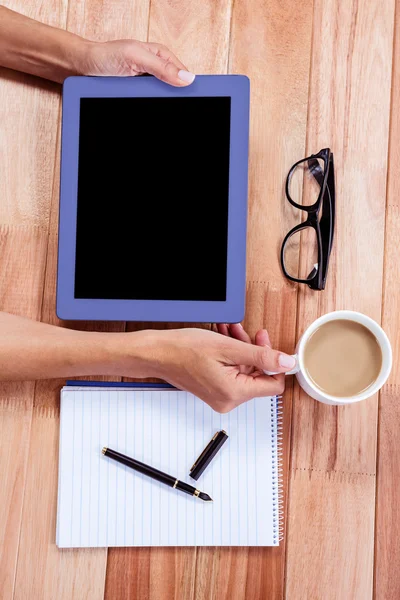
[271,396,284,544]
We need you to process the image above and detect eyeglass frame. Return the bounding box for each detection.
[280,147,335,291]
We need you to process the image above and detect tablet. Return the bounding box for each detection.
[57,75,250,322]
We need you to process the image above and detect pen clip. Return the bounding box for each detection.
[190,431,219,472]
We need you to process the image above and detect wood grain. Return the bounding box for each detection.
[0,0,65,227]
[0,381,34,599]
[288,469,376,599]
[106,547,196,600]
[0,2,67,597]
[374,0,400,596]
[148,0,232,74]
[67,0,149,42]
[286,1,395,598]
[0,227,49,599]
[0,229,49,600]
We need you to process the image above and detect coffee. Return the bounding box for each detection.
[303,319,382,397]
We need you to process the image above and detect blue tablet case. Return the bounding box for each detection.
[57,75,250,323]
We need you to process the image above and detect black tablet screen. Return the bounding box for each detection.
[74,96,231,301]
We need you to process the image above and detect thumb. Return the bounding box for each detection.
[136,47,195,87]
[228,338,296,373]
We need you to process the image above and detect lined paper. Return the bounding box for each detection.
[56,387,279,547]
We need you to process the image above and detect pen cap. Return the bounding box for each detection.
[189,430,228,480]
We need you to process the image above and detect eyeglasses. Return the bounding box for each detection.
[280,148,335,291]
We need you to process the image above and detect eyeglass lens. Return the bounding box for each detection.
[282,226,319,280]
[287,157,325,207]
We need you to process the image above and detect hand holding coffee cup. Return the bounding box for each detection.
[264,311,392,405]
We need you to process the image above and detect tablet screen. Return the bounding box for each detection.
[74,96,231,302]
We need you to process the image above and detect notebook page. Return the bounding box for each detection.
[56,388,279,547]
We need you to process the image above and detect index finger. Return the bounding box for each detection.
[255,328,272,348]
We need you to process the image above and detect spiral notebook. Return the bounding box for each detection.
[56,383,283,548]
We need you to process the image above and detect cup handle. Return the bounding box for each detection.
[263,354,299,377]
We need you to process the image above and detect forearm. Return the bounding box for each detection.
[0,312,153,381]
[0,6,90,82]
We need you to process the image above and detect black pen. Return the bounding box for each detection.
[102,447,213,502]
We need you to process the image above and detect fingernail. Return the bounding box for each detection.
[178,70,196,84]
[278,354,296,369]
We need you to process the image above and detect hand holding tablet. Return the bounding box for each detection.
[83,39,196,86]
[57,75,250,323]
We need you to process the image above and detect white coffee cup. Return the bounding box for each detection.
[265,310,392,405]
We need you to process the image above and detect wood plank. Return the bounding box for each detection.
[147,0,232,75]
[13,1,149,598]
[0,380,35,599]
[194,545,287,599]
[66,0,149,42]
[0,228,50,600]
[0,0,65,227]
[105,547,196,600]
[198,0,313,598]
[288,469,376,599]
[374,0,400,595]
[286,1,395,598]
[374,388,400,600]
[0,3,67,598]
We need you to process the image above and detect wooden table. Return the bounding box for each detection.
[0,1,399,598]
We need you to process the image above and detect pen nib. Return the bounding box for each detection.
[199,492,213,502]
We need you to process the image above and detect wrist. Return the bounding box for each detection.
[62,37,93,78]
[95,329,167,379]
[68,38,96,78]
[41,35,93,82]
